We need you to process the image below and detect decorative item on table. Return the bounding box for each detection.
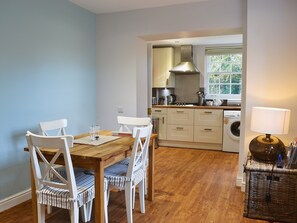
[89,125,100,141]
[249,106,291,162]
[287,140,297,169]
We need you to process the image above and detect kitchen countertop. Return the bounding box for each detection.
[152,105,241,110]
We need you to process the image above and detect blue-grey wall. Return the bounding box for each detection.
[0,0,96,199]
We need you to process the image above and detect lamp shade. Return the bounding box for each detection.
[249,107,291,162]
[251,107,290,135]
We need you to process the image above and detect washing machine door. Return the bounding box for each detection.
[228,120,240,140]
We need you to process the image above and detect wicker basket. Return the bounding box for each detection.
[244,156,297,223]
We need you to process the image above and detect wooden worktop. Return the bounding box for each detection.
[152,105,241,110]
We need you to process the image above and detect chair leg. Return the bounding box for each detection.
[139,180,145,214]
[104,190,108,223]
[47,205,52,214]
[132,187,135,209]
[70,203,79,223]
[125,184,133,223]
[80,200,93,223]
[37,203,45,223]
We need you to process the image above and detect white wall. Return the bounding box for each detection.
[238,0,297,189]
[96,0,244,130]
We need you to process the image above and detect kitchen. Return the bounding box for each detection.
[150,36,242,153]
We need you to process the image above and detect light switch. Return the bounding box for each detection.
[117,106,124,113]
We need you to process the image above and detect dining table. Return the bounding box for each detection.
[25,130,157,223]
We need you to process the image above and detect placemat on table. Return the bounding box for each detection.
[74,135,120,146]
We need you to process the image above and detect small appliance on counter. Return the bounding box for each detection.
[152,97,157,105]
[166,94,176,105]
[196,91,205,106]
[158,96,165,105]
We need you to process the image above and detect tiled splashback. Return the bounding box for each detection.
[175,74,200,103]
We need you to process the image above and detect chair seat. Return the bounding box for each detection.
[105,163,145,188]
[37,171,95,210]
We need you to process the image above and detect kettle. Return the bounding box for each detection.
[166,94,176,105]
[196,91,204,106]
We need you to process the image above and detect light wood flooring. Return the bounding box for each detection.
[0,147,267,223]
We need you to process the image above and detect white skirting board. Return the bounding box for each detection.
[236,175,246,192]
[0,188,31,212]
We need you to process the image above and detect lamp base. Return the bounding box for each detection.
[249,135,286,162]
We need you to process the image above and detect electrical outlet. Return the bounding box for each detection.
[117,106,124,113]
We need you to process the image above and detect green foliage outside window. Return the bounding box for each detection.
[207,53,242,96]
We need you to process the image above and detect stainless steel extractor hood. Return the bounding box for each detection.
[169,45,200,74]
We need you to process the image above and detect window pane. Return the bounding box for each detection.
[231,74,241,83]
[220,74,230,83]
[221,63,231,72]
[209,85,219,94]
[222,55,231,62]
[231,54,242,62]
[210,55,221,62]
[232,64,242,72]
[220,84,230,94]
[209,63,220,72]
[209,74,219,83]
[231,85,241,94]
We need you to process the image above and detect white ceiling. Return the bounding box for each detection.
[69,0,210,14]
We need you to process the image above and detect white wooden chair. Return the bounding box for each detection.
[104,124,153,223]
[117,116,151,202]
[117,116,151,133]
[39,119,70,214]
[26,132,103,223]
[39,119,67,136]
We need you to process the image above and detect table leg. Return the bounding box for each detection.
[147,138,155,201]
[94,160,105,223]
[30,161,37,223]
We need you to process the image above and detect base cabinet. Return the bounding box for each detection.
[194,109,223,144]
[167,125,193,142]
[154,107,224,150]
[152,108,167,140]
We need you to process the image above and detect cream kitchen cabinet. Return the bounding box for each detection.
[194,109,223,144]
[167,108,194,141]
[152,108,167,140]
[152,47,175,88]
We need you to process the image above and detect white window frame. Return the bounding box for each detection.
[204,46,242,100]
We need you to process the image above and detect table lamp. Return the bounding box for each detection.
[249,106,291,162]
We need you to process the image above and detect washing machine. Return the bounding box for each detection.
[223,110,241,153]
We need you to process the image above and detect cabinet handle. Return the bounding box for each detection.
[155,110,162,112]
[204,128,212,131]
[204,111,212,114]
[162,117,165,124]
[176,127,184,130]
[176,110,184,113]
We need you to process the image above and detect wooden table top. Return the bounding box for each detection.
[25,130,157,164]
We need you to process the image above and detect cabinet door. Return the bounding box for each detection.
[152,108,167,140]
[167,125,193,142]
[167,108,194,125]
[152,47,174,88]
[194,126,223,143]
[194,109,223,127]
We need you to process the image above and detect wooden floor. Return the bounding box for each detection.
[0,147,267,223]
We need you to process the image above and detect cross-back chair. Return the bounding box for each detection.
[26,132,98,223]
[104,124,153,223]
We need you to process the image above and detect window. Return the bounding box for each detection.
[205,47,242,99]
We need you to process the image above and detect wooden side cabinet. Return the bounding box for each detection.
[244,156,297,223]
